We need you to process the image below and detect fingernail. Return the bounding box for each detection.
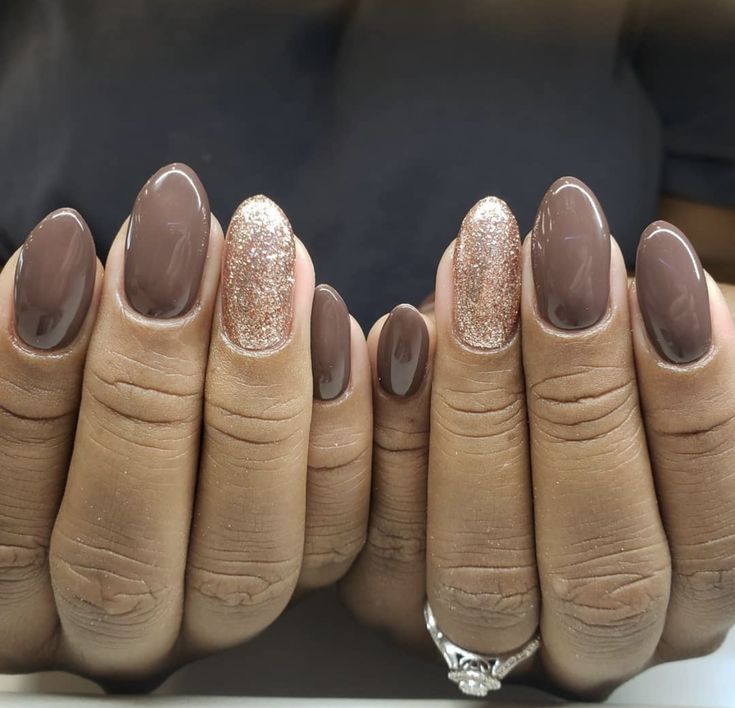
[532,176,610,329]
[453,197,521,349]
[124,163,210,318]
[636,221,711,364]
[14,208,96,350]
[222,195,295,350]
[311,284,351,400]
[377,304,429,397]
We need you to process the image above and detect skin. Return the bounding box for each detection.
[342,199,735,699]
[0,207,372,689]
[0,192,733,696]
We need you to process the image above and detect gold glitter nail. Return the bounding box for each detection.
[453,197,521,349]
[222,195,295,350]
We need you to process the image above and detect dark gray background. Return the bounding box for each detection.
[1,0,734,327]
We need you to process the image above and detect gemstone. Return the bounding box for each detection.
[448,669,501,696]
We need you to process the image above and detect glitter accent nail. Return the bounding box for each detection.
[222,195,295,350]
[453,197,521,349]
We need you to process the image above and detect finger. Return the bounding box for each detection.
[340,304,434,648]
[183,196,313,654]
[297,286,372,591]
[426,198,539,657]
[632,222,735,660]
[0,210,100,670]
[49,165,218,679]
[523,178,670,695]
[419,292,435,314]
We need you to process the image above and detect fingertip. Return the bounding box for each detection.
[293,236,316,328]
[209,212,225,244]
[348,315,372,404]
[705,271,735,349]
[0,247,22,325]
[433,238,456,337]
[350,314,368,362]
[366,312,390,363]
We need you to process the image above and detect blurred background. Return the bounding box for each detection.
[1,0,734,328]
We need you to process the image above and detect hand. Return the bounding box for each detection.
[342,178,735,699]
[0,164,372,690]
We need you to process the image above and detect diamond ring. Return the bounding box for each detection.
[424,602,541,697]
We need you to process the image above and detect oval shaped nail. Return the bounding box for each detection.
[222,195,295,351]
[636,220,711,364]
[14,208,96,351]
[124,163,210,319]
[311,284,351,401]
[532,176,610,329]
[377,304,429,397]
[453,197,521,349]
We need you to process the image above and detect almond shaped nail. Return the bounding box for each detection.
[377,304,429,397]
[14,208,96,350]
[222,195,295,350]
[453,197,521,349]
[311,284,351,400]
[124,163,210,319]
[636,221,711,364]
[532,176,610,330]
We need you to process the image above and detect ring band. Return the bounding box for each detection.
[424,602,541,696]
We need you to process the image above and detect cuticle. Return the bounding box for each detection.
[314,379,354,406]
[218,318,294,357]
[655,341,715,372]
[117,288,203,327]
[452,320,520,355]
[10,329,79,359]
[533,294,614,340]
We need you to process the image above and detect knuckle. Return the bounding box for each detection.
[50,532,173,639]
[529,367,637,443]
[302,530,366,577]
[431,556,539,631]
[0,370,76,422]
[373,420,429,456]
[204,391,308,452]
[548,562,670,645]
[0,538,47,589]
[85,358,200,426]
[672,563,735,615]
[364,513,425,570]
[432,382,526,447]
[309,433,371,472]
[0,374,76,447]
[187,556,301,617]
[647,403,735,459]
[657,632,727,663]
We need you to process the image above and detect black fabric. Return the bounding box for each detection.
[1,0,733,327]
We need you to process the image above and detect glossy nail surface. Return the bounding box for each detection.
[532,176,610,329]
[377,304,429,397]
[311,284,351,400]
[222,195,295,350]
[636,221,711,364]
[14,208,96,350]
[453,197,521,349]
[125,163,210,318]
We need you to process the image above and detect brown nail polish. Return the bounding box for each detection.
[222,195,295,350]
[636,221,711,364]
[377,304,429,397]
[311,284,351,400]
[532,176,610,329]
[124,163,210,318]
[453,197,521,349]
[14,208,96,350]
